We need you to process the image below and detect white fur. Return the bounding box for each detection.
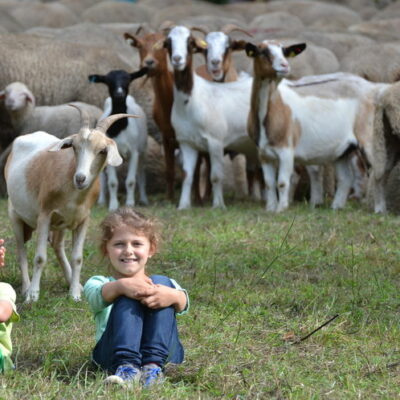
[249,42,387,212]
[169,26,258,209]
[97,95,148,211]
[6,127,122,303]
[0,81,102,136]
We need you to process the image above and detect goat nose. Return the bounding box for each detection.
[211,59,219,67]
[75,173,86,186]
[172,55,182,63]
[145,59,155,67]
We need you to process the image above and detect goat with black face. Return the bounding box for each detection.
[89,68,149,211]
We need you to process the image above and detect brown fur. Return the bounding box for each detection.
[26,145,101,227]
[265,83,299,148]
[127,31,207,203]
[248,77,262,145]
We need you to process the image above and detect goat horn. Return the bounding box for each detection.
[68,104,91,132]
[221,24,253,38]
[191,26,208,36]
[135,25,144,36]
[96,114,139,135]
[159,20,175,35]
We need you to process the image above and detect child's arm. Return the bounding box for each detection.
[0,300,13,323]
[101,275,155,303]
[140,285,187,313]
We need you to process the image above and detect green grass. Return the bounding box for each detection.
[0,196,399,399]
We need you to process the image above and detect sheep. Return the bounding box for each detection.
[5,107,133,302]
[88,68,149,211]
[369,82,400,213]
[8,2,79,30]
[163,25,258,209]
[348,19,400,42]
[244,39,388,212]
[340,43,400,83]
[81,1,152,24]
[0,81,103,137]
[149,3,237,30]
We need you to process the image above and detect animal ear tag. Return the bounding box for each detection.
[199,39,207,49]
[245,43,258,57]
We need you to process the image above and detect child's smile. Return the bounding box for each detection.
[106,226,155,279]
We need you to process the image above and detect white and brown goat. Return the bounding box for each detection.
[245,40,386,212]
[5,107,134,302]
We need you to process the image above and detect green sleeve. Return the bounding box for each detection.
[170,278,190,315]
[83,276,112,313]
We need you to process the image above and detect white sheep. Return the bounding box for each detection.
[0,81,103,137]
[5,107,133,302]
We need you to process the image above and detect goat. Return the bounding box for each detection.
[125,28,213,205]
[196,24,250,83]
[163,25,258,209]
[197,25,264,200]
[88,69,148,211]
[124,30,181,202]
[244,40,387,212]
[5,107,133,302]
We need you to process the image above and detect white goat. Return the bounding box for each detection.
[89,69,148,211]
[165,25,258,209]
[5,107,133,302]
[245,40,388,212]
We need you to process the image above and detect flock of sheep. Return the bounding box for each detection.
[1,0,400,300]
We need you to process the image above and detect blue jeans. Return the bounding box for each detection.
[92,275,184,373]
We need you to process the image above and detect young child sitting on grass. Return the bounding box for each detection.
[0,239,20,373]
[84,207,189,388]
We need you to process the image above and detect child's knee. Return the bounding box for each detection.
[150,275,173,287]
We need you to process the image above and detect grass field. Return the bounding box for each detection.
[0,196,399,399]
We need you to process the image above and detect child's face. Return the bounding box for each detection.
[105,226,155,279]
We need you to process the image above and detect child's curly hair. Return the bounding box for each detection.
[99,207,162,257]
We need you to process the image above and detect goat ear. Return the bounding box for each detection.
[48,136,74,152]
[124,32,139,47]
[106,142,123,167]
[245,43,258,58]
[88,74,105,84]
[283,43,306,58]
[231,40,247,51]
[130,67,148,81]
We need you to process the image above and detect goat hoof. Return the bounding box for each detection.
[24,291,39,303]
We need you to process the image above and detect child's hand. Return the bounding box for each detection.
[0,239,5,268]
[140,284,186,311]
[119,275,156,300]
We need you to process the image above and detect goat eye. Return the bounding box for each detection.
[99,148,108,155]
